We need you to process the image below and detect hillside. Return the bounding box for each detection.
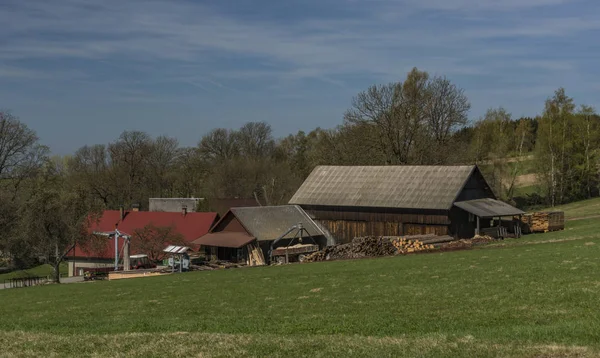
[1,199,599,357]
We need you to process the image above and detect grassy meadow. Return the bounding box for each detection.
[1,200,600,357]
[0,263,67,281]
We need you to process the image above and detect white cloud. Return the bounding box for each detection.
[401,0,572,11]
[0,0,595,93]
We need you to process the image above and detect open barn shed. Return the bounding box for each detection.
[193,205,333,265]
[289,165,524,243]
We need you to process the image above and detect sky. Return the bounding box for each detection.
[1,0,599,154]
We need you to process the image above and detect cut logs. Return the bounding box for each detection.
[303,235,440,263]
[520,211,565,233]
[391,238,435,254]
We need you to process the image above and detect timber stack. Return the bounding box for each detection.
[391,238,435,253]
[303,237,395,262]
[521,211,565,233]
[303,235,439,263]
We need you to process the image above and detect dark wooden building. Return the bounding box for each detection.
[289,165,524,243]
[192,205,333,265]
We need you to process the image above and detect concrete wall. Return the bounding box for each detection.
[149,198,202,213]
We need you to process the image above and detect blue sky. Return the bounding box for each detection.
[1,0,599,154]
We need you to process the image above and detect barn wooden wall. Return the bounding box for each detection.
[302,205,451,244]
[317,220,449,243]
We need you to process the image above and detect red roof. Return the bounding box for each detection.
[72,210,219,259]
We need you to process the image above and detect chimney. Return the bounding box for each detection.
[182,206,188,216]
[119,205,124,221]
[132,203,140,212]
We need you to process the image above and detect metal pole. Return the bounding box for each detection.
[114,234,119,271]
[123,238,130,271]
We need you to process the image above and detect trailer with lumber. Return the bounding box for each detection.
[271,244,319,263]
[269,223,320,264]
[520,211,565,233]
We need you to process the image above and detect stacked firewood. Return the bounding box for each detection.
[303,237,397,262]
[521,211,565,233]
[391,238,434,254]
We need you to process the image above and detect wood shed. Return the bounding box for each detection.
[289,165,524,243]
[192,205,332,265]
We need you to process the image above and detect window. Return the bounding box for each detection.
[468,213,474,222]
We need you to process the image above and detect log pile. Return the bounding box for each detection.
[303,237,397,262]
[391,238,435,254]
[303,236,440,263]
[521,211,565,233]
[190,261,246,271]
[381,234,454,246]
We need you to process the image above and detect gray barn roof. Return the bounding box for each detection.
[454,198,524,218]
[289,165,476,210]
[231,205,324,241]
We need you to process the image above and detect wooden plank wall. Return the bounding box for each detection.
[302,206,451,244]
[318,220,448,244]
[403,224,448,236]
[303,206,450,225]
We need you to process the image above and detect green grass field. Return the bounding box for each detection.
[544,197,600,220]
[0,263,67,281]
[1,201,600,357]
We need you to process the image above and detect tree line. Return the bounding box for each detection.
[1,67,599,277]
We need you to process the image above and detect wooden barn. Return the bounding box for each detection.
[193,205,333,265]
[289,165,524,243]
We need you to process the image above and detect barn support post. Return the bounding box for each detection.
[475,216,480,236]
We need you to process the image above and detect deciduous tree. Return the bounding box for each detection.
[131,223,186,261]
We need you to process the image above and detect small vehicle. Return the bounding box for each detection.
[129,254,157,270]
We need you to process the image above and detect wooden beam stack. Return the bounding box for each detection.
[521,211,565,233]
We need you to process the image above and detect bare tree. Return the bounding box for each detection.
[172,147,207,198]
[68,144,114,206]
[237,122,275,159]
[0,111,48,198]
[18,162,101,283]
[0,111,48,268]
[198,128,239,161]
[109,131,154,206]
[344,68,470,165]
[424,76,470,163]
[344,82,417,164]
[147,136,179,197]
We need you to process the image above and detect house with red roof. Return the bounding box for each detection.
[66,207,219,277]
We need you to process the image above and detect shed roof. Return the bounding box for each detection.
[230,205,325,241]
[289,165,477,210]
[454,198,525,218]
[193,232,256,248]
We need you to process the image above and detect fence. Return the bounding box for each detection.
[3,276,47,289]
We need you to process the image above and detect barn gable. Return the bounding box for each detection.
[290,165,482,210]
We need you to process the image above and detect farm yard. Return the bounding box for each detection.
[3,4,600,356]
[1,200,600,357]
